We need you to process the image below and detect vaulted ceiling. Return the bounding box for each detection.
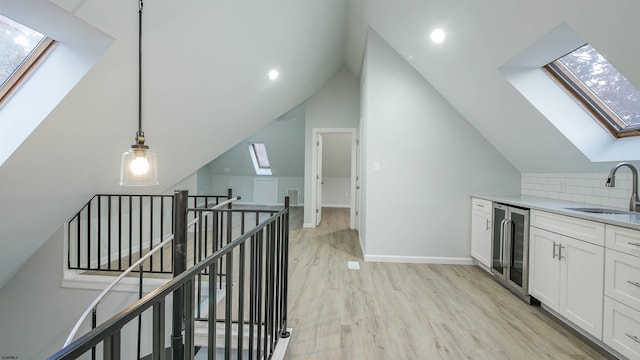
[1,0,639,288]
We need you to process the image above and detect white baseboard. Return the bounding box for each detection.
[321,204,350,208]
[303,223,315,228]
[363,255,474,265]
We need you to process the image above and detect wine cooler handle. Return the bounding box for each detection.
[499,219,506,267]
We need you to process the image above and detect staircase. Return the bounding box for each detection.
[49,190,292,359]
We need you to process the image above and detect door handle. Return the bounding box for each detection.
[558,244,565,260]
[499,219,506,268]
[505,220,513,267]
[552,241,558,259]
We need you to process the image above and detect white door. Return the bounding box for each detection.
[354,137,360,230]
[529,227,561,311]
[316,134,323,226]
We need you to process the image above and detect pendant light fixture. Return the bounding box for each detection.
[120,0,158,186]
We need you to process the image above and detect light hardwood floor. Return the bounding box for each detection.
[285,207,610,360]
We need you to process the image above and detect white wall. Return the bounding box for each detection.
[321,176,351,207]
[361,29,521,262]
[303,67,359,226]
[205,174,303,206]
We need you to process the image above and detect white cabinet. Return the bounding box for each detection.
[529,210,605,340]
[471,198,492,269]
[529,226,604,339]
[603,224,640,359]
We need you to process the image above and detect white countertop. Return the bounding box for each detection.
[474,194,640,230]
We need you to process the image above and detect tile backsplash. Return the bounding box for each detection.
[521,172,634,208]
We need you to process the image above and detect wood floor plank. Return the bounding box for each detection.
[285,207,610,360]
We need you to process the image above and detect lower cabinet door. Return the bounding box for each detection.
[559,236,604,340]
[471,209,491,268]
[603,297,640,359]
[529,227,561,311]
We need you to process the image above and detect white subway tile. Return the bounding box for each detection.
[570,194,586,202]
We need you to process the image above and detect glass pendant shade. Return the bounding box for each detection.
[120,146,158,186]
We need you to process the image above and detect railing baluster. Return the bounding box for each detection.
[225,251,233,360]
[238,241,246,360]
[129,196,133,268]
[87,199,91,270]
[209,261,217,360]
[108,196,112,271]
[76,210,80,269]
[139,195,143,272]
[150,196,154,272]
[97,196,101,270]
[160,196,165,272]
[184,279,195,360]
[249,234,256,360]
[103,330,121,360]
[118,196,122,271]
[153,300,165,360]
[256,230,264,359]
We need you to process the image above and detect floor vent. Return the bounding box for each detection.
[287,189,299,205]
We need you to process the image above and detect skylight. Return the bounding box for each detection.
[0,14,54,103]
[248,142,272,175]
[544,44,640,138]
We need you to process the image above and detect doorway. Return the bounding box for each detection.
[311,128,357,229]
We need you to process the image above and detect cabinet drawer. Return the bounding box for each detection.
[530,210,605,246]
[606,249,640,311]
[606,225,640,257]
[603,297,640,360]
[471,198,491,214]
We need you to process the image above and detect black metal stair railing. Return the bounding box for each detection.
[67,190,232,274]
[49,192,291,360]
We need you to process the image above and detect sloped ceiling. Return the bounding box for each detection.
[344,0,640,173]
[1,0,640,288]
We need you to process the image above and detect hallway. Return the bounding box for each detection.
[285,207,608,359]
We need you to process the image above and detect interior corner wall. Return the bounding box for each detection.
[360,29,520,261]
[303,67,359,227]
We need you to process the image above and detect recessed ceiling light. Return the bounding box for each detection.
[268,69,279,80]
[430,28,445,44]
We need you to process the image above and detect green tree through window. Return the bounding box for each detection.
[545,44,640,137]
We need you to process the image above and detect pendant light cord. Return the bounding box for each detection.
[138,0,144,140]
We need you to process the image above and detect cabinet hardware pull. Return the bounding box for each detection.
[558,245,564,260]
[486,219,490,231]
[629,241,640,247]
[627,280,640,288]
[626,333,640,344]
[552,241,557,259]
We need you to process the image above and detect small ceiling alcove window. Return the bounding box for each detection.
[249,142,272,175]
[544,44,640,138]
[0,14,55,103]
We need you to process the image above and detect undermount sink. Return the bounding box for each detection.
[564,207,633,215]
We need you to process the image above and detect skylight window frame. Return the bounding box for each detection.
[543,46,640,139]
[0,30,55,105]
[248,142,272,175]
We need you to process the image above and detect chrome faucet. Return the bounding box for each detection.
[606,162,640,212]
